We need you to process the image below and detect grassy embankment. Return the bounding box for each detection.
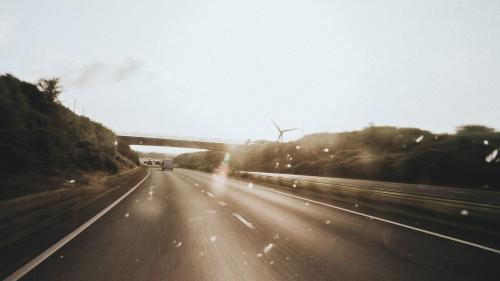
[175,126,500,189]
[0,74,140,199]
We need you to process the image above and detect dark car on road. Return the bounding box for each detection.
[162,160,174,171]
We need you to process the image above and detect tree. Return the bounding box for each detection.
[456,125,495,135]
[37,78,62,103]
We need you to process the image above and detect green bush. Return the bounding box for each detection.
[0,74,138,178]
[175,125,500,189]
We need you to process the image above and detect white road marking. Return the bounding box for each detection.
[5,169,152,281]
[232,212,256,230]
[206,192,215,198]
[251,184,500,255]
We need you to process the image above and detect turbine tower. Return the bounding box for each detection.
[272,120,298,143]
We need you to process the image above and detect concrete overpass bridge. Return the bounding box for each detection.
[116,132,248,151]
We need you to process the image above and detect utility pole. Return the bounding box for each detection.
[73,98,76,112]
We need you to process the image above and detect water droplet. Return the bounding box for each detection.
[124,212,130,218]
[325,220,331,225]
[296,145,301,150]
[415,135,424,143]
[483,140,489,146]
[485,149,498,163]
[210,236,217,242]
[323,148,329,153]
[460,209,469,216]
[264,243,274,254]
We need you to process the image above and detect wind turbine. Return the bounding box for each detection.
[272,120,298,143]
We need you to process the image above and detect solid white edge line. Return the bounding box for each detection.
[5,169,152,281]
[232,212,256,229]
[250,184,500,255]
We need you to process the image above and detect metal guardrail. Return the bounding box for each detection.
[237,171,500,207]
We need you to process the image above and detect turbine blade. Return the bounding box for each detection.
[282,128,299,132]
[271,119,281,131]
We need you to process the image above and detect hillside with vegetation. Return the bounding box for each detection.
[175,125,500,189]
[137,152,176,160]
[0,74,140,197]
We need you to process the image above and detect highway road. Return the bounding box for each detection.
[13,169,500,281]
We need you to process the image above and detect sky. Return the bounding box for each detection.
[1,0,500,153]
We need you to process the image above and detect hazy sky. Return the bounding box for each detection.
[2,0,500,153]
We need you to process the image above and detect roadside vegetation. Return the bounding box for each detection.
[137,152,175,160]
[175,125,500,189]
[0,74,140,198]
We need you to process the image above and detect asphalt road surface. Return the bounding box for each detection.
[17,169,500,281]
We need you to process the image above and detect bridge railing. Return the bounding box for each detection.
[117,132,246,145]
